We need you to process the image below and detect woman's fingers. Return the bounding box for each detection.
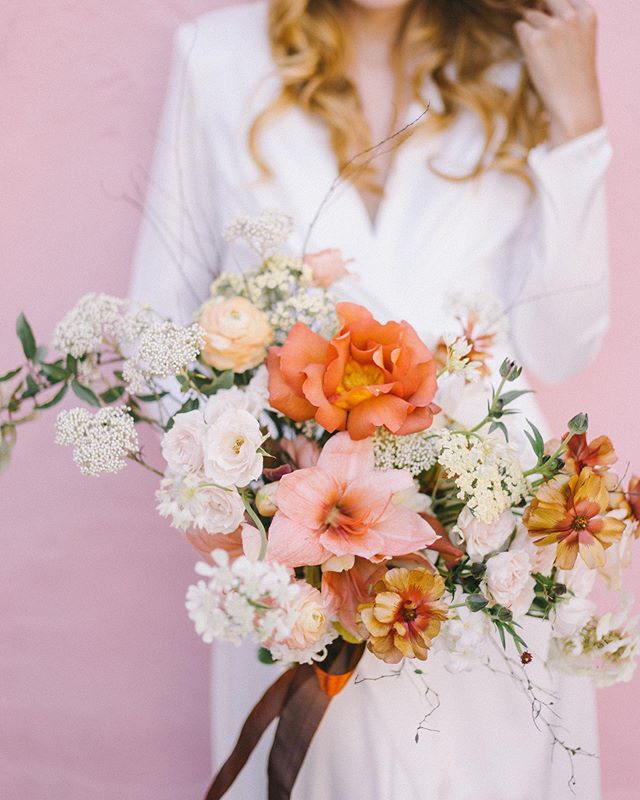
[522,9,552,29]
[544,0,573,15]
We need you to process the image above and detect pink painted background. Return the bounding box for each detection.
[1,2,638,798]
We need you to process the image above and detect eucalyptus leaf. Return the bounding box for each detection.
[71,380,101,407]
[36,383,69,410]
[0,367,22,383]
[40,362,68,383]
[100,386,125,404]
[16,313,37,360]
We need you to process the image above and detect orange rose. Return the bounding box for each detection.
[198,296,273,373]
[267,302,438,440]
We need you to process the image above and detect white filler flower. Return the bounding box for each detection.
[55,406,139,476]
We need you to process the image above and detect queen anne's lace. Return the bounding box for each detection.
[224,210,294,258]
[438,430,526,523]
[55,406,138,476]
[373,427,441,475]
[52,293,150,357]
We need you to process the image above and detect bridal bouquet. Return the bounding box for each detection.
[3,210,638,795]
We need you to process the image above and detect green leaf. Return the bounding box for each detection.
[524,419,544,459]
[16,313,37,360]
[0,367,22,383]
[66,354,78,374]
[36,383,69,410]
[136,391,169,402]
[71,380,101,407]
[34,345,48,363]
[22,374,40,399]
[499,389,533,408]
[100,386,125,404]
[257,647,276,665]
[495,621,507,650]
[465,594,489,612]
[40,362,68,384]
[488,420,509,441]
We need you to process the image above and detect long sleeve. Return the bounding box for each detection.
[505,126,613,383]
[128,24,223,325]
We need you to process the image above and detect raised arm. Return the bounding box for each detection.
[128,24,222,324]
[506,126,612,382]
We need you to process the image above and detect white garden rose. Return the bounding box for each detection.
[484,550,535,620]
[204,409,264,488]
[453,506,515,562]
[286,583,329,652]
[551,596,597,638]
[191,483,246,534]
[161,410,207,473]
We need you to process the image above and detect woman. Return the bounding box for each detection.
[129,1,610,797]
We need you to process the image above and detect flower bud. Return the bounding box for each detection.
[255,482,279,517]
[567,412,589,435]
[465,593,489,612]
[499,358,522,382]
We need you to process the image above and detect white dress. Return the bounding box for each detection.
[129,4,612,798]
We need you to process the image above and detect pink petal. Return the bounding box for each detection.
[267,515,329,567]
[341,470,414,522]
[370,505,439,556]
[316,431,375,480]
[276,467,341,527]
[319,525,386,559]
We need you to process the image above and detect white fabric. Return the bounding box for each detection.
[129,3,612,797]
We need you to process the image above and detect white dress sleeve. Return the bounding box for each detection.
[128,24,223,325]
[506,126,613,382]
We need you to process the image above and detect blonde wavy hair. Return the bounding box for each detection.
[249,0,548,186]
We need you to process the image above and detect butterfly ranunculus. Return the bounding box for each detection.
[524,467,626,570]
[266,302,438,440]
[357,568,448,663]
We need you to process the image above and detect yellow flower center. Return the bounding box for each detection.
[334,359,385,410]
[401,601,418,622]
[572,515,590,531]
[232,436,245,455]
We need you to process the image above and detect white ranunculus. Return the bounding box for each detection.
[204,409,264,488]
[484,550,535,620]
[192,484,246,534]
[453,506,515,562]
[551,596,597,638]
[204,386,253,423]
[161,410,207,473]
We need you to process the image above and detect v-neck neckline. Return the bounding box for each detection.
[344,98,426,239]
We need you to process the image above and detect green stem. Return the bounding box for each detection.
[241,490,268,561]
[467,376,507,434]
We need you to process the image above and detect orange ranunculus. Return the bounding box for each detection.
[523,467,626,570]
[357,568,448,663]
[267,302,438,440]
[563,432,617,476]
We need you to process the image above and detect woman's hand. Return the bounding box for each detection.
[515,0,603,147]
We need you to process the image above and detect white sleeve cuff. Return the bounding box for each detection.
[527,126,613,191]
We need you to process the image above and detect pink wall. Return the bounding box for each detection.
[0,2,638,798]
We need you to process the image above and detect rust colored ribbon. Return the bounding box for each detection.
[204,641,365,800]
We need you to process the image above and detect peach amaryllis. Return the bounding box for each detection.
[266,432,438,568]
[267,302,438,440]
[523,467,626,570]
[357,568,448,663]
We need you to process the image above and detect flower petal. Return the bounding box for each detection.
[266,515,329,567]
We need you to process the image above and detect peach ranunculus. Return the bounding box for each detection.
[267,302,438,440]
[357,568,448,663]
[303,249,352,288]
[266,432,439,568]
[524,467,626,570]
[198,296,273,373]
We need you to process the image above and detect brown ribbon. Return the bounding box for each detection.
[204,641,365,800]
